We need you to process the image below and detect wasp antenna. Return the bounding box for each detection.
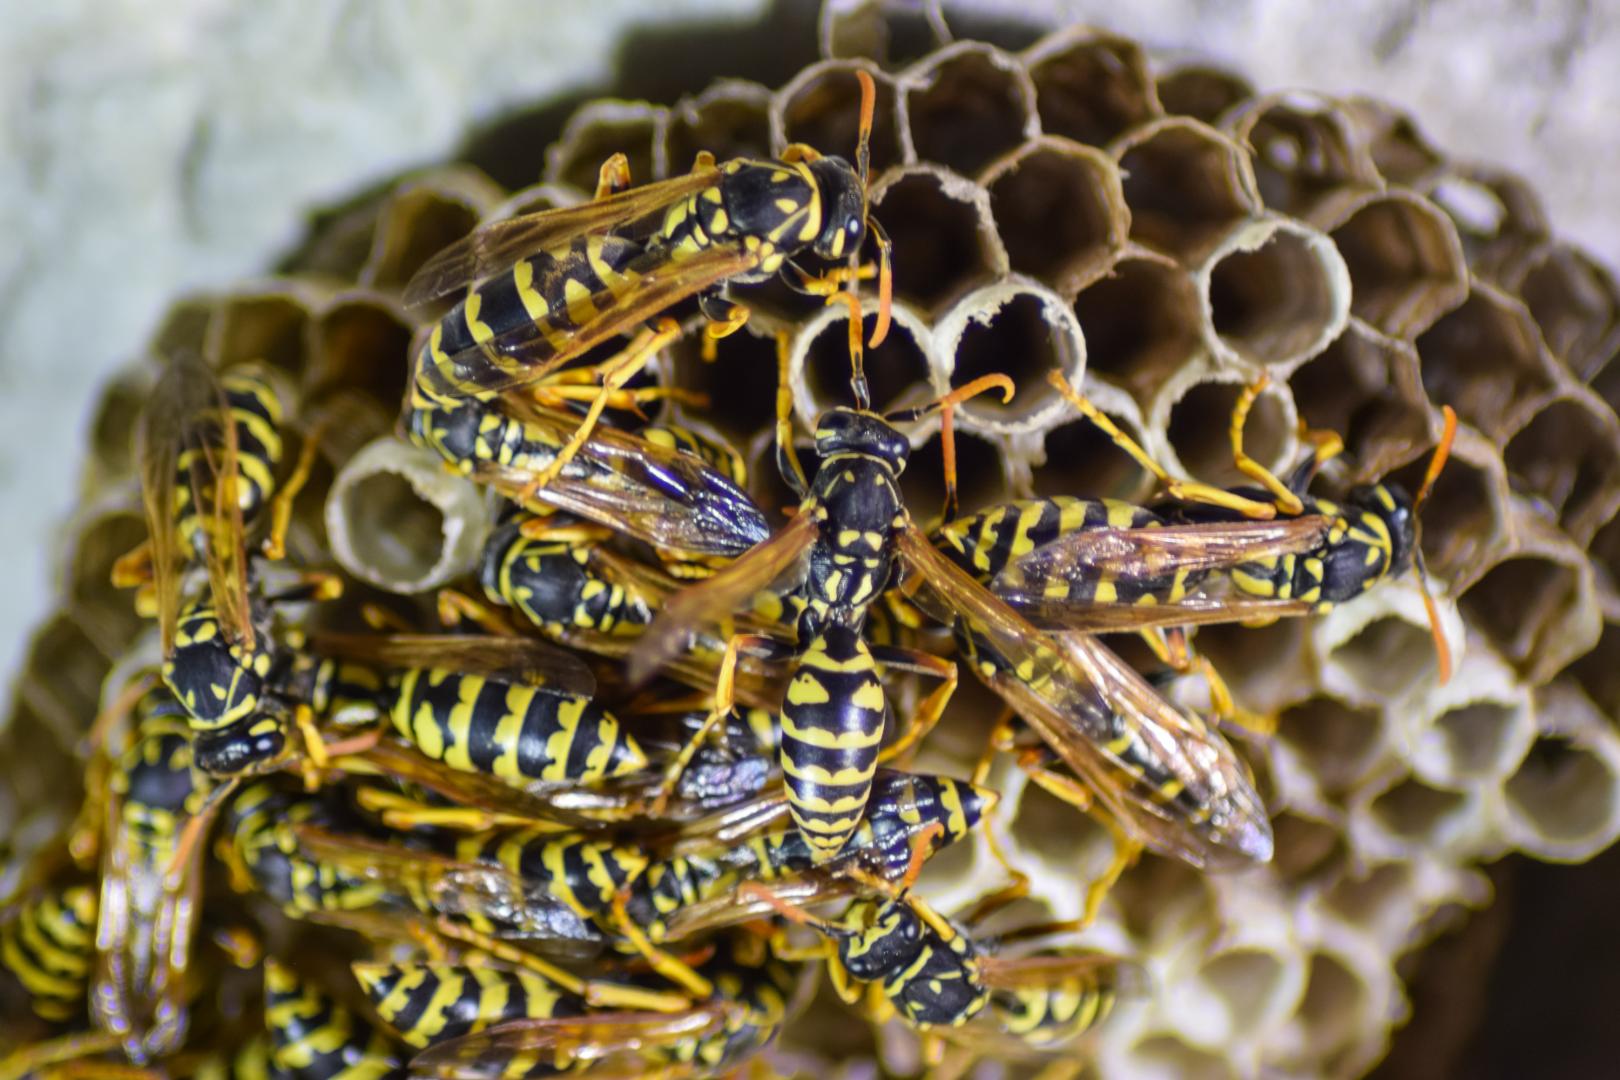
[855,69,876,188]
[868,216,893,349]
[1414,404,1458,512]
[1410,404,1456,684]
[824,290,870,410]
[1415,550,1453,685]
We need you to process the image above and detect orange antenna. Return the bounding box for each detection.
[853,69,892,350]
[888,375,1014,523]
[1412,405,1458,685]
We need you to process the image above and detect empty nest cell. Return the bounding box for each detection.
[1029,407,1153,501]
[1022,27,1161,146]
[903,42,1036,177]
[791,299,932,418]
[1569,619,1620,721]
[1286,949,1381,1078]
[1154,65,1254,125]
[1187,946,1301,1045]
[659,79,773,175]
[1512,242,1620,380]
[899,427,1009,525]
[982,135,1128,298]
[545,100,665,192]
[206,288,313,380]
[1504,723,1620,861]
[1195,617,1313,716]
[1112,117,1260,264]
[668,328,782,444]
[775,60,905,174]
[868,164,1004,312]
[1416,282,1560,440]
[308,295,412,406]
[18,615,110,750]
[1164,376,1293,489]
[1222,92,1380,220]
[358,169,502,293]
[1459,527,1600,685]
[1503,390,1620,546]
[1197,216,1350,373]
[63,509,150,659]
[1423,164,1550,284]
[1327,191,1469,340]
[1287,320,1433,480]
[1071,249,1202,406]
[1418,700,1531,787]
[933,280,1084,432]
[1322,612,1444,707]
[1385,425,1510,590]
[1276,696,1387,801]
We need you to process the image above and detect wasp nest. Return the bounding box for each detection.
[8,4,1620,1077]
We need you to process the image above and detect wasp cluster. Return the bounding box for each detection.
[5,6,1620,1079]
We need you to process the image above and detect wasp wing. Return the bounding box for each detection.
[626,511,819,686]
[402,169,719,307]
[310,633,596,697]
[408,1007,730,1079]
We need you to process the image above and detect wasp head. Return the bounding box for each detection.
[808,156,867,261]
[814,408,908,473]
[1349,482,1416,577]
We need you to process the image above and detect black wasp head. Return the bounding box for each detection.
[807,156,867,261]
[193,715,286,776]
[1349,482,1416,576]
[814,408,909,473]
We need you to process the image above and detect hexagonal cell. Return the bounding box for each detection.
[1106,850,1216,942]
[1569,620,1620,721]
[1288,948,1380,1078]
[358,168,504,294]
[1423,164,1550,285]
[659,79,773,176]
[1124,1036,1236,1080]
[1324,614,1441,706]
[775,60,905,174]
[933,280,1085,434]
[1416,282,1560,440]
[900,427,1009,525]
[18,614,110,748]
[1459,523,1601,685]
[1384,424,1510,591]
[0,699,83,830]
[1154,64,1253,125]
[206,288,313,380]
[1369,775,1479,852]
[1022,27,1161,146]
[544,100,666,192]
[64,508,149,659]
[1287,320,1433,480]
[669,328,781,445]
[307,294,412,406]
[1189,945,1300,1044]
[1327,192,1469,340]
[791,299,933,419]
[1268,810,1349,890]
[869,164,1004,313]
[1339,97,1446,188]
[85,366,156,488]
[1504,726,1620,862]
[1511,242,1620,379]
[1196,618,1314,716]
[1164,377,1293,489]
[1221,92,1380,219]
[902,42,1036,177]
[1070,249,1201,408]
[1503,390,1620,546]
[1420,700,1531,787]
[1196,216,1350,374]
[1276,696,1386,800]
[1321,863,1417,948]
[1030,410,1154,502]
[981,136,1129,298]
[1112,117,1261,265]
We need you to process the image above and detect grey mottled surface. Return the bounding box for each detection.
[1,0,1615,683]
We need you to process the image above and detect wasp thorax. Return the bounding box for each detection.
[813,409,909,473]
[1351,482,1416,576]
[808,156,867,261]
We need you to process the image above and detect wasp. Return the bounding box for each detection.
[627,333,1011,862]
[400,932,799,1079]
[353,957,588,1054]
[402,69,892,492]
[263,956,405,1079]
[0,884,97,1028]
[114,352,334,775]
[957,370,1459,680]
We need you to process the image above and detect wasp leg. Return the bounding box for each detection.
[698,290,751,361]
[773,330,809,500]
[1015,756,1142,928]
[956,709,1034,928]
[532,371,708,417]
[779,142,824,165]
[262,421,327,561]
[262,570,344,608]
[436,588,521,637]
[1226,374,1304,516]
[520,318,682,496]
[1195,653,1275,737]
[605,894,716,1001]
[871,647,957,767]
[593,152,632,200]
[109,540,153,590]
[1046,369,1280,520]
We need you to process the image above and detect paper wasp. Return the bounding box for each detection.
[263,956,404,1078]
[403,69,893,496]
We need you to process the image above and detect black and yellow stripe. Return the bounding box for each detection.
[0,885,97,1023]
[479,517,654,640]
[386,668,647,786]
[174,363,286,556]
[835,897,989,1030]
[223,780,389,919]
[992,967,1117,1048]
[451,828,647,920]
[264,957,403,1079]
[353,960,585,1050]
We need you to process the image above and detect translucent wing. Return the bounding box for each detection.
[626,511,819,685]
[417,244,759,401]
[341,739,596,830]
[402,169,719,307]
[408,1007,730,1079]
[310,633,596,697]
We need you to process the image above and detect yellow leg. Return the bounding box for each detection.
[1020,761,1140,927]
[593,153,631,200]
[774,330,808,498]
[605,895,715,1001]
[779,142,823,165]
[1228,375,1303,515]
[1046,369,1280,519]
[436,589,519,637]
[532,379,708,417]
[109,540,152,590]
[876,651,956,767]
[519,318,681,497]
[960,711,1035,927]
[1195,654,1275,736]
[262,420,327,561]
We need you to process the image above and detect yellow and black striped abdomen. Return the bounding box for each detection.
[353,961,585,1050]
[175,364,286,556]
[781,624,887,864]
[0,885,97,1023]
[993,969,1117,1047]
[264,958,402,1079]
[453,828,647,919]
[416,234,646,404]
[481,521,653,639]
[387,668,647,786]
